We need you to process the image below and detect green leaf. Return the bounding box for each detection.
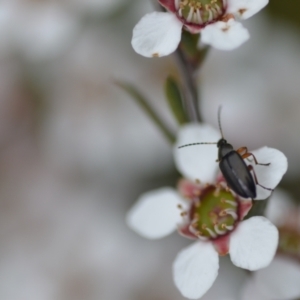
[116,81,175,144]
[164,76,188,125]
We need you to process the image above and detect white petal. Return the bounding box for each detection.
[201,256,248,300]
[229,216,278,271]
[131,12,183,58]
[173,242,219,299]
[265,189,295,226]
[126,188,186,239]
[227,0,269,20]
[253,256,300,300]
[248,147,288,200]
[201,20,249,51]
[174,124,220,183]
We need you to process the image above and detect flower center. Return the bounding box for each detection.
[189,185,238,239]
[176,0,225,25]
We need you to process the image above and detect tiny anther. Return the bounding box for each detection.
[192,222,198,228]
[195,179,201,184]
[221,13,234,23]
[195,202,201,208]
[238,8,247,15]
[202,224,207,230]
[219,210,227,217]
[177,204,183,209]
[180,211,187,217]
[152,53,160,58]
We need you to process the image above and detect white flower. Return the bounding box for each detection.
[241,190,300,300]
[242,256,300,300]
[131,0,268,57]
[127,123,287,299]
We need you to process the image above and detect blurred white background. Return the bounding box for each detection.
[0,0,299,299]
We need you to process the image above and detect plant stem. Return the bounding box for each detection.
[173,48,201,123]
[152,0,201,123]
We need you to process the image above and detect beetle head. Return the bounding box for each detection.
[217,138,227,148]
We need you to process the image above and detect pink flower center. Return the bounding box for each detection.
[175,0,226,25]
[179,185,239,240]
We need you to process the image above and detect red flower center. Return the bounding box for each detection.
[175,0,226,25]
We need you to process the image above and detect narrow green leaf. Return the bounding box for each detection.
[164,76,188,125]
[116,81,175,144]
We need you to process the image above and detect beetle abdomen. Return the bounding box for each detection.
[219,151,256,199]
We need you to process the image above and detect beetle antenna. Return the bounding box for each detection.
[178,142,217,149]
[218,106,224,139]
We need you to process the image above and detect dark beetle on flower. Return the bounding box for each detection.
[179,107,273,199]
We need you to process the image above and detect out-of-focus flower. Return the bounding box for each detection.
[131,0,268,57]
[66,0,129,16]
[0,1,78,61]
[241,189,300,300]
[127,123,287,299]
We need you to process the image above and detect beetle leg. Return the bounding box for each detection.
[248,165,273,192]
[241,151,270,166]
[236,147,248,156]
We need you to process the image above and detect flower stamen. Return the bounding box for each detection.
[224,209,238,220]
[214,224,226,235]
[177,0,225,25]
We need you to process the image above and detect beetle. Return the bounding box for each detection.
[178,107,272,199]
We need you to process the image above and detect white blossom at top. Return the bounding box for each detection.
[131,0,268,57]
[127,124,287,299]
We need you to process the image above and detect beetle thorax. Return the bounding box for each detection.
[217,139,234,159]
[175,0,226,25]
